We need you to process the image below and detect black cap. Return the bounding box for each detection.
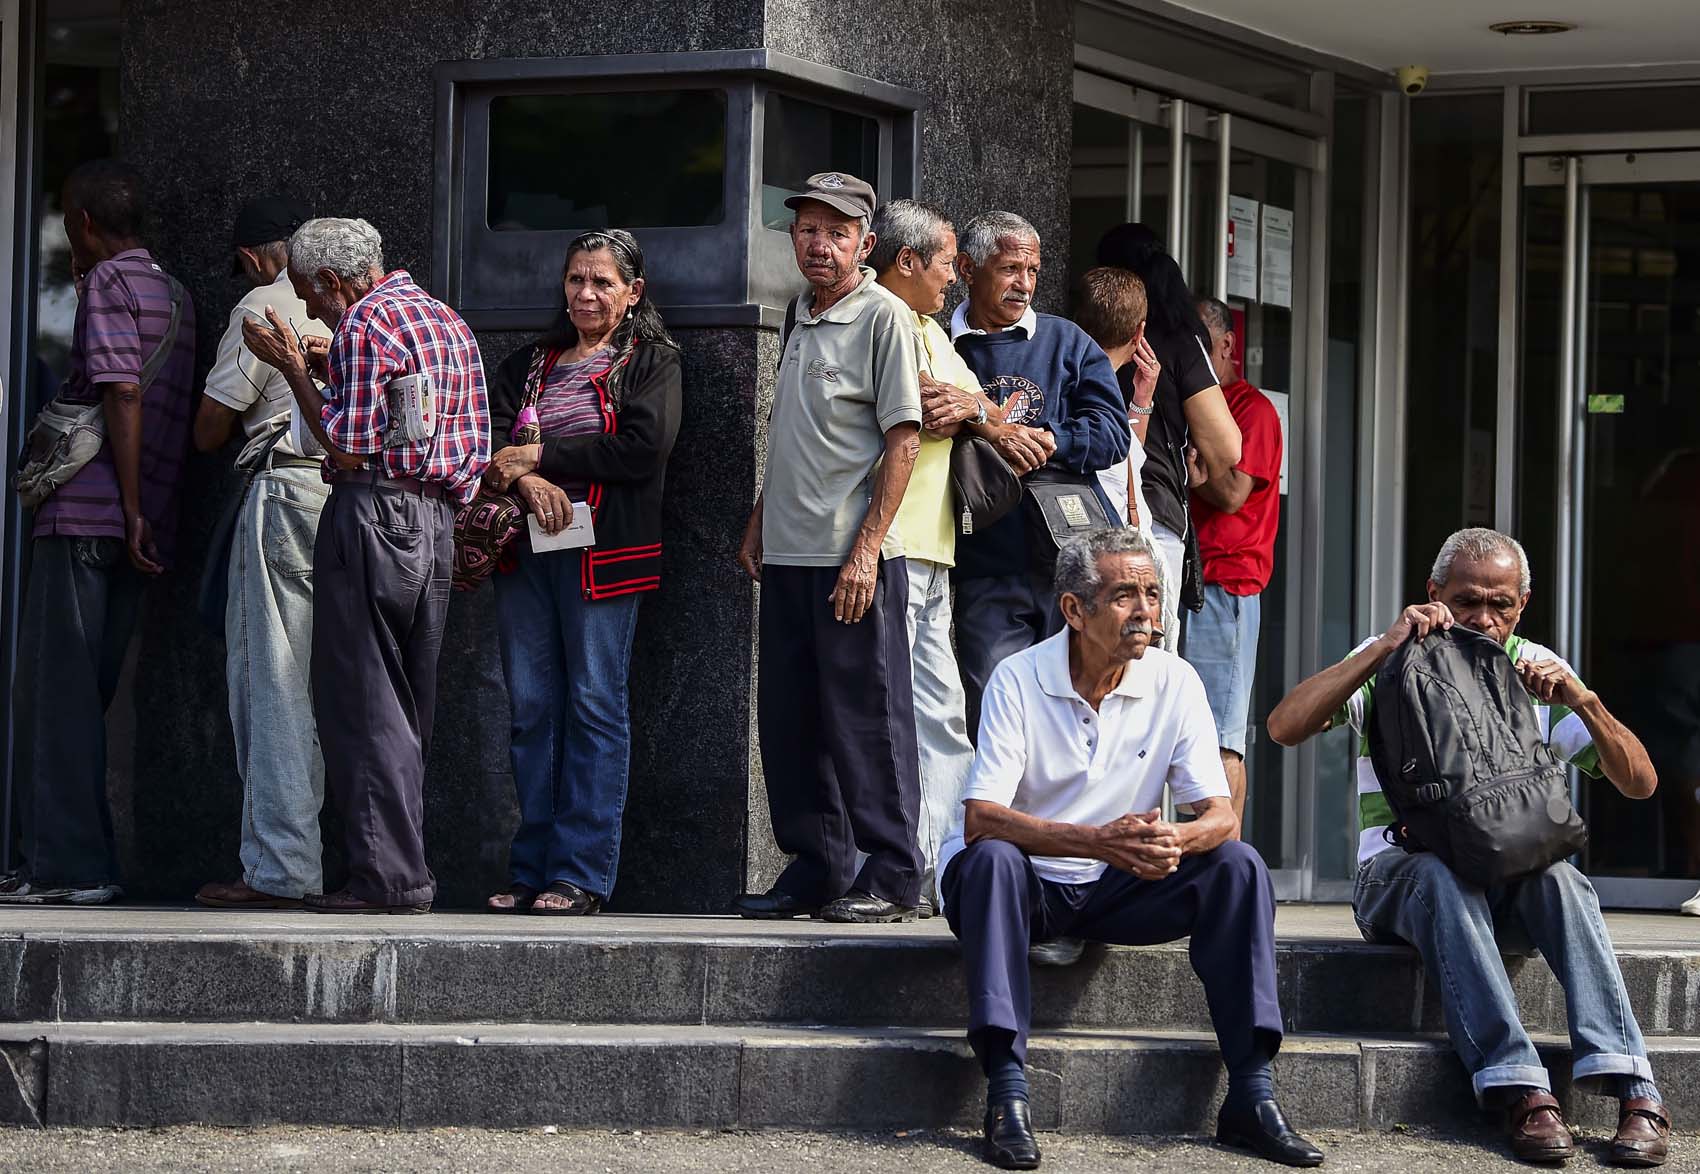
[231,196,312,275]
[782,172,877,221]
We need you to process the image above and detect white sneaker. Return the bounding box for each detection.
[1680,887,1700,918]
[67,883,122,906]
[0,876,122,905]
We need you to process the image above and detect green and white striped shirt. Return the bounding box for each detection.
[1337,634,1601,867]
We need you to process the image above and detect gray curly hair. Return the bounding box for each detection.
[288,217,385,293]
[1430,527,1532,595]
[1054,527,1159,610]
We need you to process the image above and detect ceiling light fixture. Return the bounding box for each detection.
[1489,19,1577,35]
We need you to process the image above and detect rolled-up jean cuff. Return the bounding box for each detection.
[1573,1052,1654,1093]
[1474,1064,1552,1104]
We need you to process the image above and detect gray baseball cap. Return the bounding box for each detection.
[783,172,877,220]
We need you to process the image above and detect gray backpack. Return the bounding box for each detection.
[16,273,184,508]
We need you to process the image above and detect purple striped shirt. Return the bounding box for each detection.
[535,350,613,501]
[33,249,198,562]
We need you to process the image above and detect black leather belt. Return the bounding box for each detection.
[330,468,447,499]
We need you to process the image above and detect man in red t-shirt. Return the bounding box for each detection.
[1184,297,1283,829]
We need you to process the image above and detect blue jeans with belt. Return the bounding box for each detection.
[495,547,642,900]
[1354,849,1657,1103]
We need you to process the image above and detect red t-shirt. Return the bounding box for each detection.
[1193,379,1283,595]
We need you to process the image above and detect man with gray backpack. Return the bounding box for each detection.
[4,159,197,905]
[1268,527,1671,1166]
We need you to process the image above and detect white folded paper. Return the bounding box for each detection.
[527,503,595,551]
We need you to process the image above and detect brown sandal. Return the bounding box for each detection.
[485,884,538,913]
[530,881,602,916]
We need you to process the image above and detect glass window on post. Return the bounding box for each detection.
[486,92,729,230]
[760,92,879,230]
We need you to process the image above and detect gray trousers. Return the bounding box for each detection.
[311,477,453,906]
[226,465,328,898]
[10,536,142,887]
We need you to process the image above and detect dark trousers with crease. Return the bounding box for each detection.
[757,557,923,907]
[311,479,453,906]
[943,837,1284,1071]
[953,571,1063,746]
[10,536,142,887]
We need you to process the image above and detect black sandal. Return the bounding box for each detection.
[485,883,538,913]
[530,881,602,916]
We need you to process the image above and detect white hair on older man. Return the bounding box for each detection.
[867,199,953,273]
[288,217,385,293]
[958,211,1040,266]
[1053,526,1159,609]
[1430,527,1532,595]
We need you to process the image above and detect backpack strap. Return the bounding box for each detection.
[136,274,185,394]
[781,296,799,349]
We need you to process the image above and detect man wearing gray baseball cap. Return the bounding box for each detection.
[734,172,926,924]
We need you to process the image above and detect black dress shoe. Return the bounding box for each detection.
[983,1097,1041,1169]
[820,890,917,923]
[1216,1099,1324,1167]
[730,889,819,919]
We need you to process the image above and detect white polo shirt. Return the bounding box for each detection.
[937,630,1230,890]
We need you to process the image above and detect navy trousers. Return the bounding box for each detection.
[943,838,1284,1070]
[757,557,923,907]
[952,571,1062,747]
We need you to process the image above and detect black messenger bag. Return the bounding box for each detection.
[1367,625,1587,888]
[1021,465,1114,580]
[949,435,1021,537]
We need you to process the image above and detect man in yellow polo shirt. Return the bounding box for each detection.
[872,200,1006,915]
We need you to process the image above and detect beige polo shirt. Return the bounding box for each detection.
[203,271,330,466]
[762,267,923,567]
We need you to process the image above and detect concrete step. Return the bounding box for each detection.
[4,914,1698,1037]
[1,1021,1695,1131]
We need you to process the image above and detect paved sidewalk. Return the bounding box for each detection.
[0,903,1692,948]
[0,1125,1693,1173]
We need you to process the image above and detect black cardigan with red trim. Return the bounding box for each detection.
[488,338,682,599]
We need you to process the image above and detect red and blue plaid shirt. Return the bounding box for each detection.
[323,270,489,503]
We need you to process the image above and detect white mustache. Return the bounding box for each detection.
[1121,620,1155,638]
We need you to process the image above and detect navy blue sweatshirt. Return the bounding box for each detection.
[953,313,1131,580]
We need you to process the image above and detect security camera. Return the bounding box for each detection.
[1397,65,1430,96]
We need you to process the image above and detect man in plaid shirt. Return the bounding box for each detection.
[244,216,488,914]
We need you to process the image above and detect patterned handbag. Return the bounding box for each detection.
[451,346,554,591]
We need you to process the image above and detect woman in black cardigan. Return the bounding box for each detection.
[481,229,682,915]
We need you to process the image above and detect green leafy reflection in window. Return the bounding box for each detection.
[761,93,880,230]
[488,91,728,230]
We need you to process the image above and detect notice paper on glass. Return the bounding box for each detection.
[528,503,595,551]
[1227,196,1259,301]
[1262,389,1290,496]
[1261,205,1294,309]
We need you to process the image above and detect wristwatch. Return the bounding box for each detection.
[1129,399,1154,416]
[973,399,988,426]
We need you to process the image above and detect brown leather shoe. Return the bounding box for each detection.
[195,879,301,909]
[1611,1098,1670,1167]
[304,888,431,915]
[1508,1089,1574,1163]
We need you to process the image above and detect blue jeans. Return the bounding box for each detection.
[494,548,643,900]
[1354,850,1654,1103]
[226,466,328,898]
[1183,585,1260,757]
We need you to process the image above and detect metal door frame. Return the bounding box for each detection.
[1515,134,1700,909]
[1073,59,1337,901]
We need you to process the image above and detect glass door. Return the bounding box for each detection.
[1071,78,1337,899]
[1521,151,1700,909]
